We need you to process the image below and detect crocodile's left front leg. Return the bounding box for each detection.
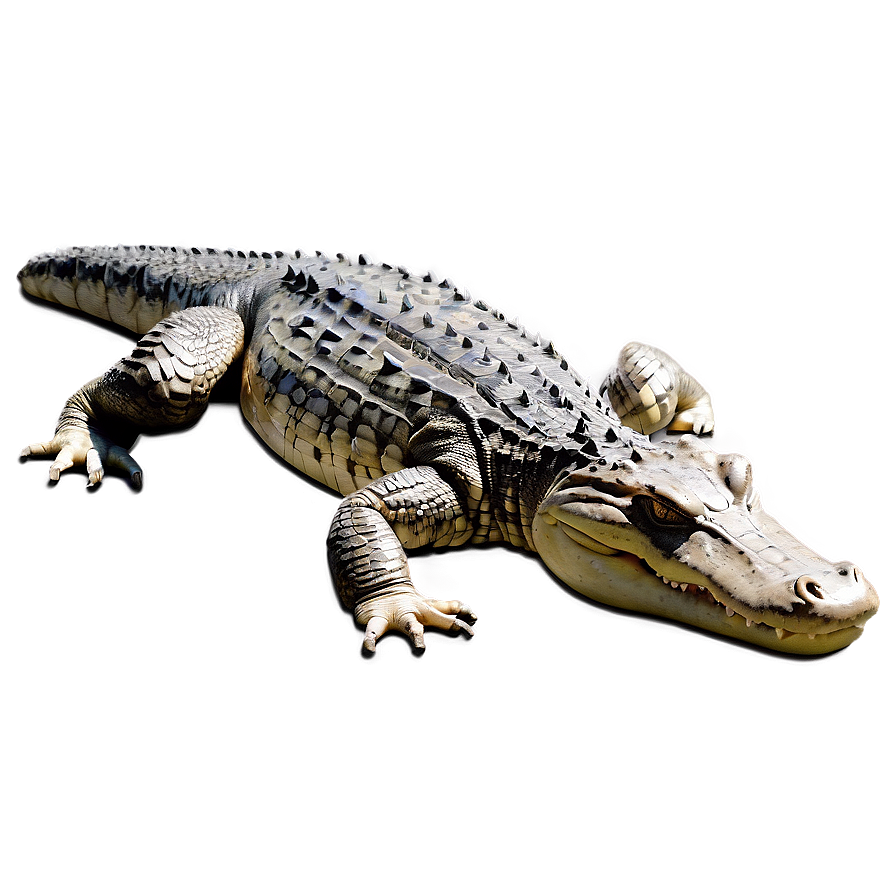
[327,465,477,653]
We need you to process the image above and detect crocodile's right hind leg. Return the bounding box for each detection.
[21,306,244,487]
[601,341,715,436]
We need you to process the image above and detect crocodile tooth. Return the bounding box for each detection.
[808,633,816,639]
[775,628,785,640]
[726,607,735,617]
[663,577,670,584]
[745,618,752,627]
[669,580,679,588]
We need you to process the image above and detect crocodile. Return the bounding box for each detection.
[18,245,879,655]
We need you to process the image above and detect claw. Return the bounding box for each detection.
[362,616,389,653]
[355,591,477,655]
[22,427,142,488]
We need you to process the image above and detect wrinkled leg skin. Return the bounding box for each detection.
[21,307,244,487]
[327,466,477,653]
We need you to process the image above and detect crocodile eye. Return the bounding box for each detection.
[645,498,692,527]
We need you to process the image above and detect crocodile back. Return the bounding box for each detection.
[240,255,639,496]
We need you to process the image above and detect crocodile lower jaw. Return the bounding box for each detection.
[638,559,866,654]
[534,517,866,655]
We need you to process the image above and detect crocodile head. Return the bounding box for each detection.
[532,435,878,654]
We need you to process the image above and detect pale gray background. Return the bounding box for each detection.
[2,3,893,894]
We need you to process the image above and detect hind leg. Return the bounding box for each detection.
[22,306,244,487]
[601,341,715,436]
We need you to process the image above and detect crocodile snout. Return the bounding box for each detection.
[792,563,878,622]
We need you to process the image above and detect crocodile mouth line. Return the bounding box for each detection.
[553,517,862,642]
[637,558,835,642]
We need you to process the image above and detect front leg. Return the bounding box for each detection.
[327,466,477,653]
[21,307,244,486]
[602,341,715,436]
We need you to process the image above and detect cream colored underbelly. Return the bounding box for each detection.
[239,354,406,497]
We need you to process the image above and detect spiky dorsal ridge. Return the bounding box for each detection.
[29,244,600,416]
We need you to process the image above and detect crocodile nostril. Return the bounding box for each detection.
[795,575,827,602]
[836,563,863,582]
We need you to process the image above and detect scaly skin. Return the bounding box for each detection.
[18,245,879,654]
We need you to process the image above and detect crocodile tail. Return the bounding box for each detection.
[18,245,273,335]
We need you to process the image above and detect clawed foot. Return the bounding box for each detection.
[667,400,715,435]
[355,588,477,654]
[21,426,143,488]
